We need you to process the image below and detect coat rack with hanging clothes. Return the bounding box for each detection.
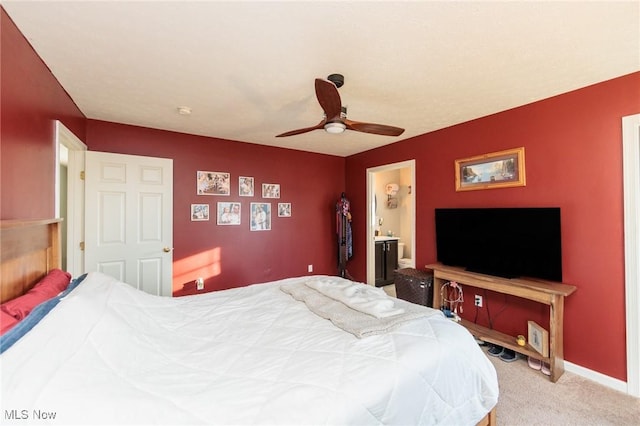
[336,192,354,280]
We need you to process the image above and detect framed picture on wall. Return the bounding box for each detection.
[455,147,526,191]
[216,202,241,225]
[197,171,230,195]
[262,183,280,198]
[191,204,209,221]
[250,203,271,231]
[239,176,254,197]
[278,203,291,217]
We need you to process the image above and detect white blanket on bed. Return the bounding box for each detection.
[0,272,498,425]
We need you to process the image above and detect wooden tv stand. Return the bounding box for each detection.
[426,263,576,382]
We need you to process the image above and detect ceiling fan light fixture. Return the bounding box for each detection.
[277,77,404,138]
[324,121,346,134]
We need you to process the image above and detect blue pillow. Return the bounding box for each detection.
[0,273,87,354]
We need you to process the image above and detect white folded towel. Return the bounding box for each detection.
[305,279,404,318]
[280,282,437,338]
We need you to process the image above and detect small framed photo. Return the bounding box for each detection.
[197,171,230,195]
[262,183,280,199]
[250,203,271,231]
[528,320,549,357]
[216,202,241,225]
[278,203,291,217]
[239,176,254,197]
[455,147,526,191]
[191,204,209,221]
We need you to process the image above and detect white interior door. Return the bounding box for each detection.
[623,113,640,397]
[85,151,173,296]
[55,120,87,278]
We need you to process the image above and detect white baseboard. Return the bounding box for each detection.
[565,361,629,394]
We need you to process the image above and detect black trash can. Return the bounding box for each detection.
[394,268,434,307]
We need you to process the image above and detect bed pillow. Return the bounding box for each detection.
[0,310,19,336]
[0,273,87,354]
[59,273,87,297]
[0,269,72,320]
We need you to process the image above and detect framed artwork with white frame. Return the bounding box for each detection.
[250,203,271,231]
[197,171,230,195]
[239,176,254,197]
[278,203,291,217]
[216,202,241,225]
[528,320,549,357]
[262,183,280,199]
[191,204,209,221]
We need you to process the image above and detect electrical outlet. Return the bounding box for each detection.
[474,294,483,307]
[308,264,313,273]
[196,277,204,291]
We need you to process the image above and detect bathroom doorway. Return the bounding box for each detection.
[366,160,416,287]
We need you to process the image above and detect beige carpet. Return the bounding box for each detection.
[487,351,640,425]
[386,284,639,424]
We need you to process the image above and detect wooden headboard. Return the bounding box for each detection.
[0,219,62,303]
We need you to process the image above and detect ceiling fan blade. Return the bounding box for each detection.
[275,120,326,137]
[344,119,405,137]
[315,78,342,120]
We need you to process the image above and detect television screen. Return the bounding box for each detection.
[435,208,562,282]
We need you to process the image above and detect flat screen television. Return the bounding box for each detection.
[435,207,562,282]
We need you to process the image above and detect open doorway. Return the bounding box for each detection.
[366,160,416,287]
[55,121,87,277]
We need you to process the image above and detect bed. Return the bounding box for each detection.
[0,219,498,425]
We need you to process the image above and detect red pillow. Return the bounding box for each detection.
[0,310,19,335]
[0,269,72,320]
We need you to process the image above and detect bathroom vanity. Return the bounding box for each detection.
[374,236,398,286]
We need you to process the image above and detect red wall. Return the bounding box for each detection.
[87,120,345,293]
[1,7,345,294]
[3,4,639,381]
[1,9,86,219]
[345,72,640,381]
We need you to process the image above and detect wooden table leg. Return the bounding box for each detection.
[549,295,565,382]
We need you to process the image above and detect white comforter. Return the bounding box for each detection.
[0,272,498,425]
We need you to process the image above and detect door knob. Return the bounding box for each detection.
[163,247,173,253]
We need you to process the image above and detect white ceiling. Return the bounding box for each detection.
[3,1,638,157]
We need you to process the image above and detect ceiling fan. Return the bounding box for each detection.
[276,74,405,138]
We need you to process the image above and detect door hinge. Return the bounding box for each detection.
[79,241,85,251]
[80,171,85,180]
